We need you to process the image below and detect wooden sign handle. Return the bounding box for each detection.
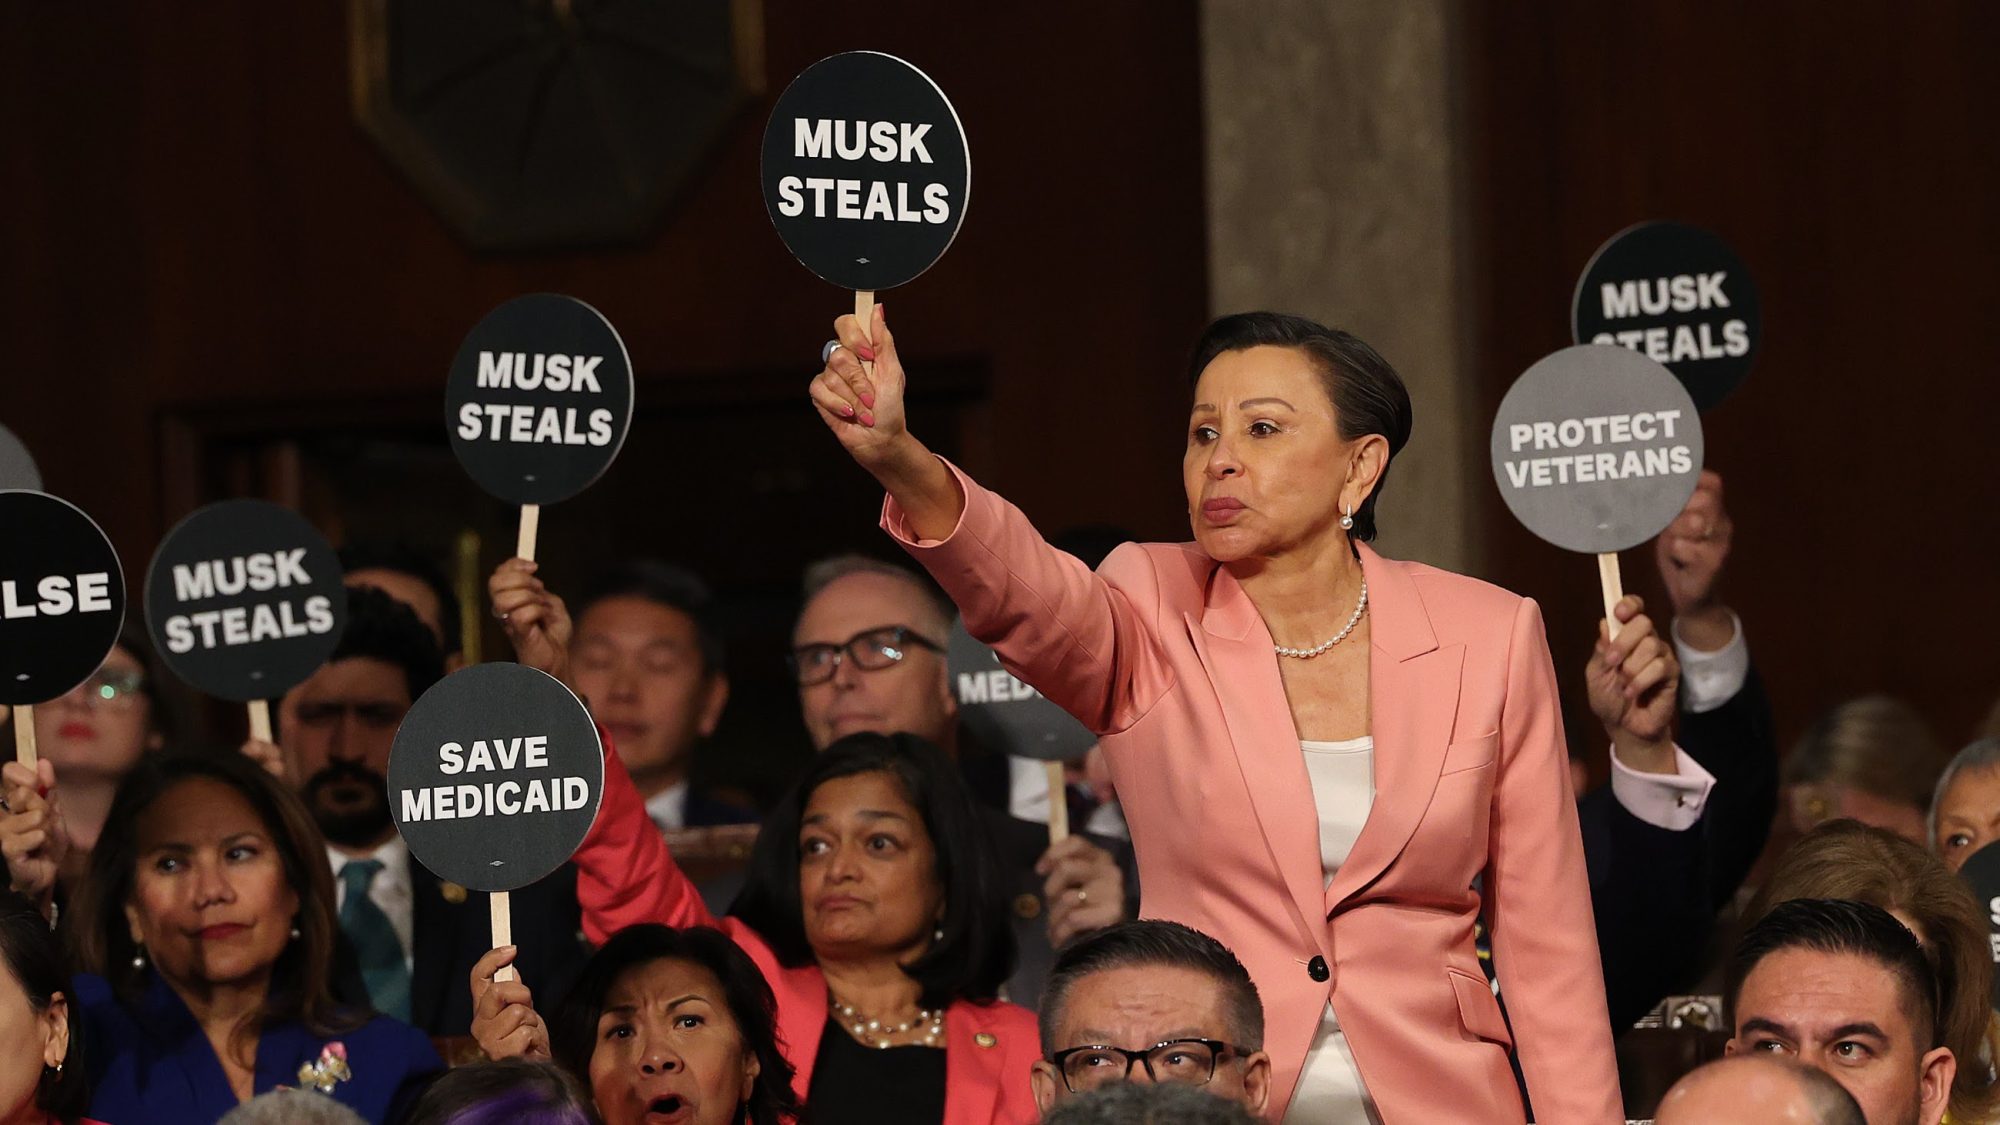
[247,698,273,744]
[1597,551,1624,643]
[516,504,540,564]
[13,705,35,768]
[490,891,516,982]
[1045,760,1070,846]
[853,290,875,360]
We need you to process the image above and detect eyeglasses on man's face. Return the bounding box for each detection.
[1049,1038,1248,1093]
[787,625,943,686]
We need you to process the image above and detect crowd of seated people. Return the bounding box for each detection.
[4,309,2000,1125]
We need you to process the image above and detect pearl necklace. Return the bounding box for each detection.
[830,992,944,1049]
[1273,579,1369,659]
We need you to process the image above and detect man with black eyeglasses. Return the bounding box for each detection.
[789,554,1136,1007]
[1033,920,1273,1117]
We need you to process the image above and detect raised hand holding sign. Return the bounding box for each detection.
[0,491,125,766]
[445,294,635,560]
[1490,345,1705,640]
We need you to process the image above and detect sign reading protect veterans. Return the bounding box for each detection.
[1572,221,1761,411]
[144,501,346,702]
[948,618,1095,763]
[446,294,635,506]
[388,663,603,893]
[1956,840,2000,1008]
[761,51,970,292]
[0,491,125,706]
[0,425,40,491]
[1490,345,1705,555]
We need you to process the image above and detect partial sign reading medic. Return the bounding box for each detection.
[445,294,635,506]
[144,500,347,702]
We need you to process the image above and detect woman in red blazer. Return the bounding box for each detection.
[483,565,1041,1125]
[807,309,1623,1122]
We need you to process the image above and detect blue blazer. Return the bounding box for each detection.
[77,972,442,1124]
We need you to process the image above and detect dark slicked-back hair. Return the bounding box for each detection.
[1186,312,1413,543]
[550,924,799,1125]
[1040,920,1264,1055]
[729,732,1014,1008]
[330,585,445,701]
[1727,898,1941,1051]
[574,559,727,675]
[338,539,461,656]
[1042,1080,1263,1125]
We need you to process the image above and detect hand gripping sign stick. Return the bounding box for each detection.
[0,491,126,768]
[761,51,972,482]
[1489,345,1705,646]
[145,501,348,756]
[445,295,634,567]
[947,618,1096,846]
[390,664,603,984]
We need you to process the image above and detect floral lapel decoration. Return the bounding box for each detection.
[297,1042,352,1094]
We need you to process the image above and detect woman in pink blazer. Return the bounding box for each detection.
[808,309,1622,1122]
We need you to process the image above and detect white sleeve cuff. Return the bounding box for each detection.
[1673,610,1749,715]
[1609,746,1716,831]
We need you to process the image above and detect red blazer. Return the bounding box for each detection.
[883,462,1622,1123]
[572,743,1041,1124]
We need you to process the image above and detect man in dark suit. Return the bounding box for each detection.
[567,560,757,830]
[247,586,588,1035]
[789,555,1138,1007]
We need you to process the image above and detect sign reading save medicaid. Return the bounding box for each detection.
[0,491,125,706]
[445,294,635,507]
[761,51,971,292]
[144,501,347,702]
[1490,345,1705,555]
[1572,221,1761,412]
[388,662,603,893]
[948,617,1094,762]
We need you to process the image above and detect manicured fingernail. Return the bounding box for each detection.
[859,410,876,426]
[859,391,876,409]
[839,405,855,418]
[856,344,877,361]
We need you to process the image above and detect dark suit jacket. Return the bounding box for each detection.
[336,860,591,1039]
[682,787,760,828]
[1581,666,1777,1029]
[980,806,1140,1009]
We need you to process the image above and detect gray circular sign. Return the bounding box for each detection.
[144,501,348,702]
[0,426,40,491]
[446,293,635,507]
[1572,220,1760,412]
[947,617,1094,762]
[761,51,971,292]
[1490,345,1704,555]
[388,663,604,893]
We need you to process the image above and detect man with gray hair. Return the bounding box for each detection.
[1655,1055,1866,1125]
[1927,736,2000,870]
[1042,1081,1262,1125]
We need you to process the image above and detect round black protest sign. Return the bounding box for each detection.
[761,51,970,292]
[0,491,124,706]
[1490,345,1705,555]
[947,618,1094,762]
[446,294,635,506]
[144,501,347,702]
[389,663,603,893]
[1957,841,2000,1009]
[0,425,40,491]
[1572,221,1760,412]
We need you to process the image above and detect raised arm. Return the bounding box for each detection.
[1485,598,1623,1123]
[810,308,1174,733]
[488,559,714,944]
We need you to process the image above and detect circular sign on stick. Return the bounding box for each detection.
[446,294,635,507]
[761,51,971,292]
[1572,221,1761,411]
[0,491,125,706]
[947,618,1095,763]
[1957,840,2000,1009]
[388,663,604,893]
[0,426,41,491]
[1490,345,1705,556]
[144,501,347,702]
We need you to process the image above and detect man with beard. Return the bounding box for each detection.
[254,586,589,1035]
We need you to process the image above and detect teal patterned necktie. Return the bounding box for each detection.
[338,859,411,1021]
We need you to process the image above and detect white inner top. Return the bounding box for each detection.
[1284,736,1383,1125]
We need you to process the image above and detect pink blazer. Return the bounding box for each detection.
[572,737,1042,1124]
[885,462,1622,1123]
